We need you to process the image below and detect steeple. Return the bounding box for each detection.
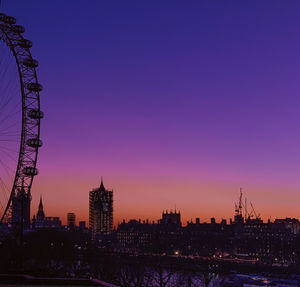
[99,176,105,191]
[39,195,43,209]
[37,195,45,219]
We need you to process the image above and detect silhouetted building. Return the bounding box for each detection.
[117,219,154,250]
[274,218,300,235]
[32,196,61,229]
[155,210,183,254]
[234,217,296,263]
[113,206,300,265]
[160,209,181,226]
[114,190,300,265]
[184,218,233,257]
[89,178,113,238]
[79,221,86,229]
[67,212,76,227]
[12,182,31,229]
[0,223,9,240]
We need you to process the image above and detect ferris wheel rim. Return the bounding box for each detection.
[0,13,42,224]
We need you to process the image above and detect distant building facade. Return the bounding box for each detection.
[79,221,86,229]
[32,196,61,229]
[67,212,76,227]
[114,206,300,265]
[117,219,155,250]
[116,210,183,253]
[274,218,300,235]
[89,178,113,237]
[11,183,31,229]
[160,209,181,226]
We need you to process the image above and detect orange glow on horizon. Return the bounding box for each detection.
[31,173,300,227]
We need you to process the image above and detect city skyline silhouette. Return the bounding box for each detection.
[2,1,300,225]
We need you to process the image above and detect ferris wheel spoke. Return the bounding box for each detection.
[0,146,19,160]
[0,196,5,212]
[0,157,15,177]
[0,133,19,139]
[0,148,19,163]
[0,64,13,92]
[0,91,19,115]
[0,159,15,177]
[0,120,21,133]
[0,144,18,152]
[0,139,19,142]
[0,175,10,202]
[0,115,22,129]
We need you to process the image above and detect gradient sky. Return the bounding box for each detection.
[2,0,300,225]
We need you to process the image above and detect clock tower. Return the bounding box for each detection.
[89,178,113,238]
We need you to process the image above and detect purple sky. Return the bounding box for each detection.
[3,1,300,224]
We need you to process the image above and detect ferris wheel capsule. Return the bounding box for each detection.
[22,58,39,68]
[0,13,6,22]
[28,109,44,119]
[26,138,43,148]
[10,25,25,34]
[23,167,39,176]
[26,82,43,92]
[18,39,33,48]
[3,16,16,25]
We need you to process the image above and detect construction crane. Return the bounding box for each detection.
[235,188,243,216]
[234,188,245,224]
[234,188,261,222]
[250,202,260,219]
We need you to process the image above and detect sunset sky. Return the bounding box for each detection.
[3,1,300,225]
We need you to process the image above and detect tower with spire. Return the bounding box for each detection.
[89,177,113,238]
[32,196,62,229]
[37,196,45,220]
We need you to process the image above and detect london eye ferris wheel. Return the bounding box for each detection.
[0,12,42,224]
